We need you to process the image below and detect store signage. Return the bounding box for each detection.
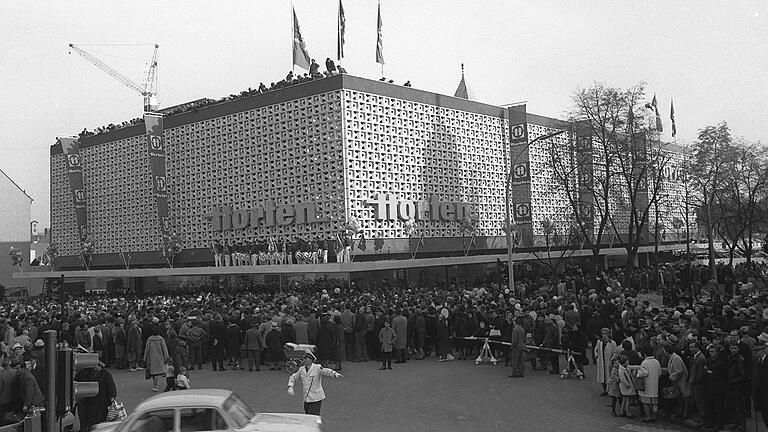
[365,194,473,221]
[208,202,329,231]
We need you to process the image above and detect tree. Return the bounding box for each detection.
[551,82,631,272]
[532,218,583,277]
[688,122,736,281]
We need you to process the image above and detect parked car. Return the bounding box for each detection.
[92,389,322,432]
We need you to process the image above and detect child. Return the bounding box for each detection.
[175,366,191,390]
[606,353,621,416]
[163,361,176,392]
[617,354,636,418]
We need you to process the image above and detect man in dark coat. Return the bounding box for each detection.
[754,339,768,429]
[226,320,242,369]
[209,314,227,371]
[76,362,116,432]
[508,317,527,378]
[543,315,561,374]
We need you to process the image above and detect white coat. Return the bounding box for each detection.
[287,363,340,403]
[594,338,619,384]
[637,356,662,398]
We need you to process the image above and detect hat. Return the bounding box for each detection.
[758,332,768,343]
[271,322,279,329]
[34,339,44,348]
[12,343,22,349]
[303,350,317,361]
[667,335,678,344]
[685,310,695,316]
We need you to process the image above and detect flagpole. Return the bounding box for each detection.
[291,0,295,74]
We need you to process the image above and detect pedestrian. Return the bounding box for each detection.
[226,319,242,369]
[378,319,396,370]
[753,336,768,430]
[265,322,283,370]
[436,308,451,362]
[245,320,264,371]
[175,367,191,390]
[392,309,408,363]
[663,343,691,418]
[126,321,142,371]
[617,354,636,418]
[724,339,746,431]
[508,317,526,378]
[606,353,621,416]
[112,319,126,369]
[287,350,343,416]
[163,360,176,392]
[144,327,170,392]
[316,315,333,367]
[636,345,661,422]
[75,361,116,432]
[594,328,618,394]
[332,315,345,371]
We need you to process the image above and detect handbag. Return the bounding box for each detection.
[661,385,678,399]
[145,368,151,380]
[633,374,645,392]
[106,400,127,422]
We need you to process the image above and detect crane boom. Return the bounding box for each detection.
[69,43,159,112]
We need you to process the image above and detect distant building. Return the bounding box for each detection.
[0,168,36,294]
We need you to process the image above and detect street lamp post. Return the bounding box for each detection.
[505,130,565,295]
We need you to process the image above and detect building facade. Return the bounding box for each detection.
[49,75,690,270]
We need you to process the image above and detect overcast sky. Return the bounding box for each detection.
[2,0,766,229]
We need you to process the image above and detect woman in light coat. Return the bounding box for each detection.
[636,345,662,422]
[594,328,619,394]
[663,344,691,418]
[144,326,170,392]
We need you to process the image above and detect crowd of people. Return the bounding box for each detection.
[0,259,767,431]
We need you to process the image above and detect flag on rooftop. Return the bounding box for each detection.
[337,0,345,61]
[670,98,676,137]
[376,2,384,65]
[651,93,663,132]
[292,7,311,71]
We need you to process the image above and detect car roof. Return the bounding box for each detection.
[136,389,233,412]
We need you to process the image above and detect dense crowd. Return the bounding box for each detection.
[0,259,767,431]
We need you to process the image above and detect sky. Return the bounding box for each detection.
[2,0,767,230]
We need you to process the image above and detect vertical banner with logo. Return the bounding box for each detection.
[144,114,170,242]
[575,128,594,239]
[508,105,533,246]
[59,137,89,243]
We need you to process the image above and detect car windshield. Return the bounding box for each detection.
[223,394,255,429]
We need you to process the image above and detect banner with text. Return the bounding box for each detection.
[59,137,89,243]
[507,105,533,247]
[145,114,170,241]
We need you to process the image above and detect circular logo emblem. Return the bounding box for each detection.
[511,125,525,140]
[515,203,530,218]
[514,163,528,178]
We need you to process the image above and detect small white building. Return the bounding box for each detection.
[0,168,36,296]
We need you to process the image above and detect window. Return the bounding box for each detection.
[127,409,175,432]
[180,408,228,432]
[223,395,254,429]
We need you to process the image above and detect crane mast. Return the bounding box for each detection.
[69,43,159,112]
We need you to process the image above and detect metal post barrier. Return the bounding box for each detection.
[44,330,57,432]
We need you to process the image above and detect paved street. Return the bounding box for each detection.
[107,358,715,432]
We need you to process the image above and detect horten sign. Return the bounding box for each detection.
[209,195,476,231]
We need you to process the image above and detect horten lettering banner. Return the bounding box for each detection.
[144,114,170,241]
[58,137,88,243]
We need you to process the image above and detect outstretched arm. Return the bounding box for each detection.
[319,367,343,378]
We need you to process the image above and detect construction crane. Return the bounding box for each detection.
[69,43,159,112]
